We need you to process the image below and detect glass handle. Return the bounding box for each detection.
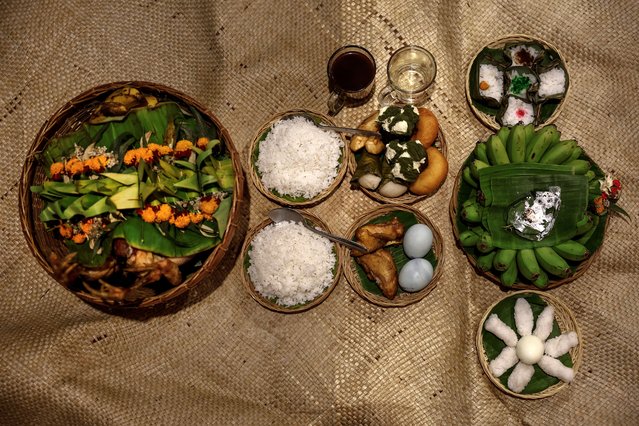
[327,91,345,116]
[377,84,398,107]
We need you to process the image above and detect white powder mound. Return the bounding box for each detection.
[247,221,336,306]
[256,116,343,199]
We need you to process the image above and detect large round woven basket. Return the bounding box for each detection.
[476,290,582,399]
[347,110,448,205]
[465,34,570,130]
[19,81,245,309]
[248,109,348,208]
[343,204,444,307]
[240,211,342,314]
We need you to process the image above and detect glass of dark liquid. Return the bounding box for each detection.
[327,45,376,116]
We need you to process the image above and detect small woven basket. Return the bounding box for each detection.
[240,211,342,313]
[19,81,245,309]
[347,111,448,205]
[449,161,608,290]
[476,290,583,399]
[465,34,570,130]
[343,204,444,307]
[248,109,348,208]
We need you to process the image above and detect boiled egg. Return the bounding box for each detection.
[398,258,433,292]
[403,223,433,258]
[516,335,544,365]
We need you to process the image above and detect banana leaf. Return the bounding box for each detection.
[213,196,232,237]
[352,210,438,297]
[65,234,113,268]
[482,293,572,394]
[469,48,509,115]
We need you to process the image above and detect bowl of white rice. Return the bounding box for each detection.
[249,110,348,207]
[240,211,342,313]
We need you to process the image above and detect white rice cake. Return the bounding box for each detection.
[478,63,504,103]
[501,97,535,126]
[538,67,567,99]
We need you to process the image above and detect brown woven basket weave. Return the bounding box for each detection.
[240,211,342,313]
[465,34,570,130]
[248,109,348,208]
[343,204,444,307]
[347,110,448,205]
[476,290,582,399]
[449,161,608,290]
[18,81,245,309]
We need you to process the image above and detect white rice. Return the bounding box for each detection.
[501,97,535,126]
[538,67,566,98]
[256,116,343,199]
[506,45,542,66]
[478,63,504,103]
[247,221,336,306]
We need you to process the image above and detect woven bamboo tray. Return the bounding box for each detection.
[347,110,448,204]
[476,290,582,399]
[240,211,342,313]
[248,109,348,208]
[449,158,609,290]
[343,204,444,307]
[19,81,245,309]
[465,34,570,130]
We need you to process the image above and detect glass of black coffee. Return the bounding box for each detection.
[327,45,376,115]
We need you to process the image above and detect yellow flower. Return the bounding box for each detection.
[155,204,173,222]
[50,162,65,180]
[196,137,209,149]
[58,223,73,239]
[174,140,193,158]
[189,212,204,224]
[140,207,156,223]
[86,155,107,173]
[72,232,87,244]
[65,157,85,176]
[199,197,219,215]
[173,213,191,229]
[124,149,139,166]
[139,147,154,163]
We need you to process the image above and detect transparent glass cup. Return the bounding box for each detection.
[378,45,437,106]
[327,45,376,116]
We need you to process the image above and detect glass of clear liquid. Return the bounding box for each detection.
[378,45,437,106]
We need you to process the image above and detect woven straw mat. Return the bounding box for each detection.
[1,0,638,424]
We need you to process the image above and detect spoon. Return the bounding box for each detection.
[316,124,381,138]
[268,208,369,253]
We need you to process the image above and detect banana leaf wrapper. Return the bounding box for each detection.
[469,48,509,112]
[503,42,546,67]
[505,66,539,101]
[350,151,382,187]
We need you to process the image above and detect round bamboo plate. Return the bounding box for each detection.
[449,158,609,290]
[343,204,444,307]
[347,109,448,205]
[465,34,570,130]
[248,109,348,208]
[240,211,342,313]
[19,81,245,309]
[476,290,582,399]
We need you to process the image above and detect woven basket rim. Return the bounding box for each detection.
[475,290,583,399]
[464,33,570,131]
[342,204,444,307]
[240,211,343,314]
[449,157,608,290]
[247,109,348,208]
[347,109,448,205]
[18,80,246,309]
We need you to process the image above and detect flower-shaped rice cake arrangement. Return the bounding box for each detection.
[484,297,579,392]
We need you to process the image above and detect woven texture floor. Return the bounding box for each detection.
[1,0,638,424]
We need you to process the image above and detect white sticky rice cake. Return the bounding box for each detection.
[500,96,535,126]
[478,63,504,104]
[506,44,543,67]
[538,66,567,99]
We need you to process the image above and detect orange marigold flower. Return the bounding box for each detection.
[58,223,73,239]
[65,157,85,176]
[174,140,193,159]
[158,145,173,156]
[189,212,204,224]
[72,232,87,244]
[124,149,139,166]
[87,155,108,172]
[173,213,191,229]
[80,219,94,234]
[149,143,174,158]
[50,162,65,180]
[196,137,209,149]
[199,197,220,215]
[140,207,156,223]
[139,147,154,163]
[593,196,607,215]
[155,204,173,222]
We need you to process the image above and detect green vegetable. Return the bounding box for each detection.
[377,105,419,136]
[384,139,427,183]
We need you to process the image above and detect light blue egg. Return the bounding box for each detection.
[403,224,433,258]
[398,258,433,292]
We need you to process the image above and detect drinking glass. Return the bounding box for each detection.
[327,45,376,115]
[378,45,437,106]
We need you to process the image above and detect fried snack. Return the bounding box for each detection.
[409,146,448,196]
[414,108,439,148]
[352,217,405,256]
[350,113,384,154]
[356,249,398,299]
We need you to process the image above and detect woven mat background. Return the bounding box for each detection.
[1,0,638,424]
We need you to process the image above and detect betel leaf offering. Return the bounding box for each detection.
[30,86,236,302]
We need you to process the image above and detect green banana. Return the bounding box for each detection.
[517,249,541,281]
[462,196,477,208]
[539,139,578,164]
[506,125,527,163]
[486,135,510,165]
[470,159,490,179]
[461,203,482,223]
[532,269,549,289]
[463,166,478,188]
[523,123,534,144]
[575,213,594,235]
[493,248,517,271]
[563,146,583,163]
[476,232,494,253]
[459,229,480,247]
[564,159,590,174]
[554,240,590,261]
[526,125,558,163]
[476,251,497,272]
[474,142,489,164]
[500,260,519,287]
[534,246,572,278]
[585,170,596,181]
[576,214,600,245]
[497,127,511,144]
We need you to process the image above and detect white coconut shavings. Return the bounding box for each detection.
[256,116,343,199]
[247,221,336,307]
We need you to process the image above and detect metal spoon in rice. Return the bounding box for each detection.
[268,208,369,253]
